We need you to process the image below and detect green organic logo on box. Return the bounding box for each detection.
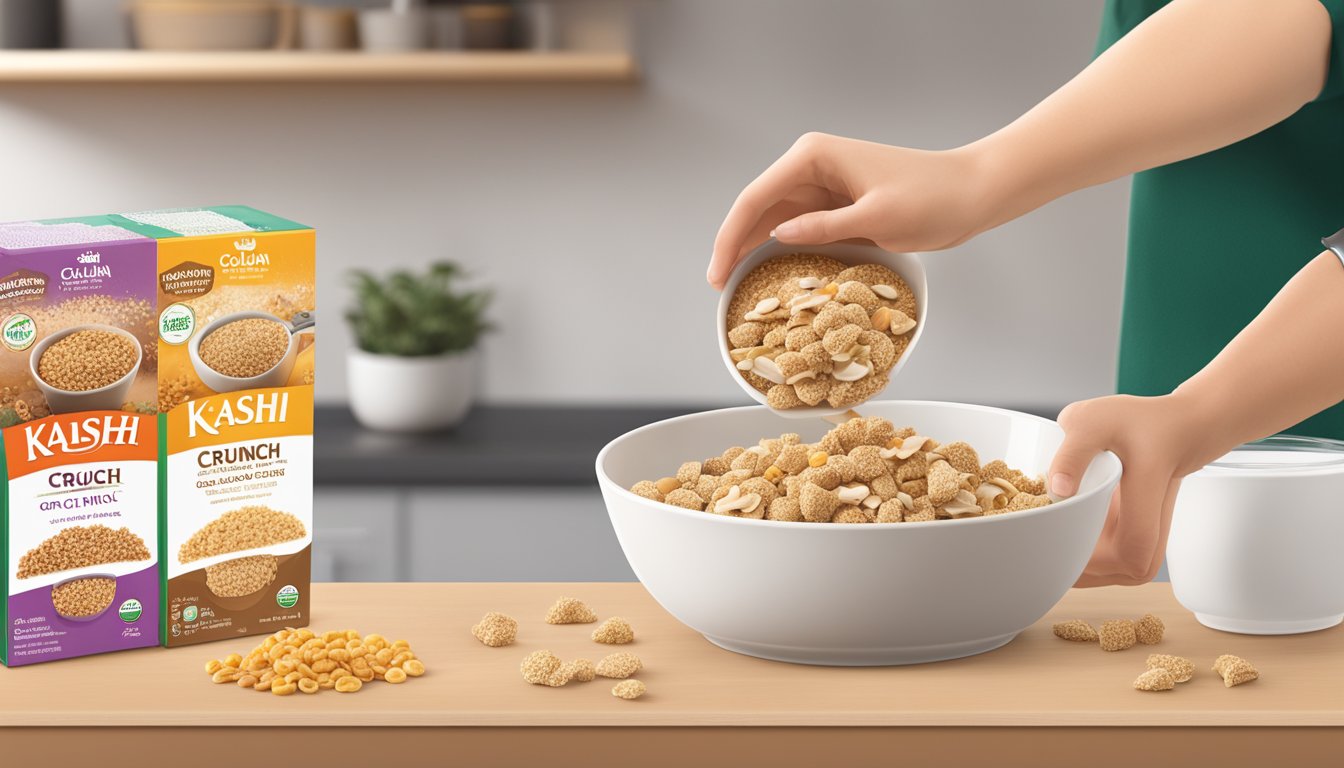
[276,584,299,609]
[183,605,198,623]
[119,599,143,623]
[2,313,35,351]
[158,302,195,345]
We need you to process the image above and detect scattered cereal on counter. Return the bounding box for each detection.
[1052,620,1098,643]
[207,628,424,697]
[1099,620,1136,652]
[1213,655,1258,687]
[1133,668,1176,692]
[521,650,563,685]
[612,680,647,700]
[1135,614,1164,645]
[472,612,518,647]
[596,652,643,679]
[546,597,598,625]
[1146,654,1194,683]
[592,617,635,645]
[563,659,597,683]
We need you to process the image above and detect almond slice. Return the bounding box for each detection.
[871,284,899,300]
[880,434,932,461]
[888,310,917,335]
[752,356,785,384]
[798,276,825,290]
[836,484,870,504]
[832,360,870,382]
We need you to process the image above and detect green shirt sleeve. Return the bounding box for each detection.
[1316,0,1344,101]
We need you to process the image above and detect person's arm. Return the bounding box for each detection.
[1049,249,1344,586]
[708,0,1333,288]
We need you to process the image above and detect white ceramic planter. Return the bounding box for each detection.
[1167,436,1344,635]
[347,348,475,432]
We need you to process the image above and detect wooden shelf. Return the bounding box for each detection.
[0,50,638,84]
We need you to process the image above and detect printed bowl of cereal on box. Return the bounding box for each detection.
[720,239,927,419]
[29,323,144,414]
[596,401,1120,666]
[188,309,314,394]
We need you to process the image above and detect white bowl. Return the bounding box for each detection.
[1167,435,1344,635]
[30,324,143,414]
[718,239,928,420]
[189,310,299,394]
[596,400,1120,665]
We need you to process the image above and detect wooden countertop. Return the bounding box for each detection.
[4,582,1340,767]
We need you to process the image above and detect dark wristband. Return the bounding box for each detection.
[1325,227,1344,268]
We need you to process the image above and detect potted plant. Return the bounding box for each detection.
[345,261,491,432]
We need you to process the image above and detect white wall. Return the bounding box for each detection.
[0,0,1127,410]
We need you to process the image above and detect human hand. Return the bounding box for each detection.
[707,133,999,289]
[1048,393,1228,587]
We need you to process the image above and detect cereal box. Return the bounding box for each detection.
[127,207,315,648]
[0,217,160,666]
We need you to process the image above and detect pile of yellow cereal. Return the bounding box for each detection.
[205,628,424,695]
[630,415,1049,523]
[726,254,918,410]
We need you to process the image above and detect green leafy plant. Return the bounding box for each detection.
[346,262,491,356]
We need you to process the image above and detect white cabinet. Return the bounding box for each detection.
[406,487,635,582]
[313,489,402,582]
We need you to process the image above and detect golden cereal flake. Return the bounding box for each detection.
[472,612,518,647]
[876,498,906,523]
[676,461,702,486]
[1099,620,1137,652]
[1213,655,1258,687]
[592,617,635,645]
[1052,620,1098,643]
[1146,654,1195,683]
[630,481,662,502]
[766,496,803,522]
[728,322,766,348]
[595,652,643,679]
[939,441,981,478]
[1135,613,1164,645]
[926,460,961,506]
[521,650,563,685]
[611,679,647,700]
[1133,668,1176,692]
[662,488,705,511]
[546,597,598,625]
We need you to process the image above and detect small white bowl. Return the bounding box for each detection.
[596,400,1120,665]
[1167,435,1344,635]
[189,310,304,394]
[718,239,928,420]
[30,324,143,415]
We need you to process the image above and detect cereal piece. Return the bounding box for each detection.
[595,652,643,679]
[1213,655,1258,687]
[839,302,872,329]
[811,301,847,334]
[836,281,880,311]
[404,659,426,677]
[832,505,875,523]
[939,442,981,478]
[826,374,886,409]
[1133,668,1176,692]
[1052,620,1098,642]
[827,454,858,483]
[1146,654,1195,683]
[546,597,598,625]
[629,480,663,502]
[1016,475,1047,496]
[926,460,961,506]
[334,676,363,693]
[876,498,906,523]
[835,263,905,290]
[762,325,788,348]
[701,456,729,476]
[592,617,635,645]
[774,351,812,381]
[894,452,929,483]
[784,325,819,352]
[858,329,896,370]
[663,488,705,511]
[384,667,408,684]
[728,322,766,348]
[793,376,830,406]
[731,448,763,474]
[767,384,805,410]
[766,496,803,522]
[676,461,702,486]
[799,482,840,523]
[904,496,936,522]
[797,341,832,372]
[521,650,563,684]
[822,324,863,356]
[868,473,899,500]
[1135,614,1164,645]
[1007,493,1050,512]
[1099,620,1137,652]
[774,443,810,474]
[612,680,646,700]
[739,476,779,507]
[846,445,888,482]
